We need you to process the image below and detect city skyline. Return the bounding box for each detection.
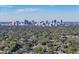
[0,5,79,22]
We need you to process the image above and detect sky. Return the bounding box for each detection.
[0,5,79,22]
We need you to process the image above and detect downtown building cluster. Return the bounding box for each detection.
[0,19,79,27]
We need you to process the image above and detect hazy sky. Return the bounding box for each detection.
[0,5,79,22]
